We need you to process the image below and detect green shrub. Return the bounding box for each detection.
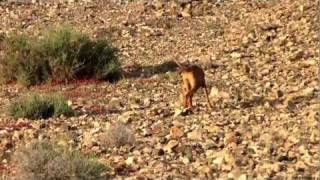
[9,93,74,120]
[13,141,109,180]
[0,34,50,86]
[0,26,121,86]
[50,94,74,118]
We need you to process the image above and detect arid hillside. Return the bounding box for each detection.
[0,0,319,179]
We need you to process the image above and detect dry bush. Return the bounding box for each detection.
[12,141,109,180]
[101,122,135,147]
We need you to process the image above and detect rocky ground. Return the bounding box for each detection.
[0,0,319,179]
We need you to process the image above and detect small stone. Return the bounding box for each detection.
[125,156,135,166]
[172,120,185,127]
[205,125,221,134]
[155,10,164,17]
[238,174,247,180]
[180,3,192,17]
[118,111,135,123]
[154,0,163,10]
[288,136,299,144]
[213,157,224,165]
[163,140,179,153]
[0,139,13,149]
[187,130,203,141]
[300,60,317,67]
[197,165,212,175]
[301,87,315,97]
[209,87,219,98]
[142,147,152,154]
[2,159,7,164]
[170,127,184,139]
[67,100,72,106]
[12,131,23,140]
[310,130,318,143]
[222,164,232,171]
[242,36,249,45]
[230,52,242,58]
[143,98,152,106]
[82,132,97,148]
[202,139,215,150]
[108,97,122,108]
[224,132,236,145]
[209,87,230,101]
[295,160,307,171]
[90,127,101,134]
[298,145,308,155]
[182,157,190,164]
[174,108,183,117]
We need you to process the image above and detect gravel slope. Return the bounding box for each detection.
[0,0,319,179]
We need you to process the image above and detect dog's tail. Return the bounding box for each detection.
[203,84,213,109]
[173,60,184,68]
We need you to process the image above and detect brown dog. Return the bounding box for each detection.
[175,61,212,109]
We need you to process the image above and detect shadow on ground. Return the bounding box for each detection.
[122,61,179,79]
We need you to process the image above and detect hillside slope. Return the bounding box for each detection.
[0,0,319,179]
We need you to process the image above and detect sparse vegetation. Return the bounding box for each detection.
[13,141,109,180]
[101,122,135,147]
[0,0,318,179]
[0,26,121,87]
[9,93,74,120]
[0,34,50,86]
